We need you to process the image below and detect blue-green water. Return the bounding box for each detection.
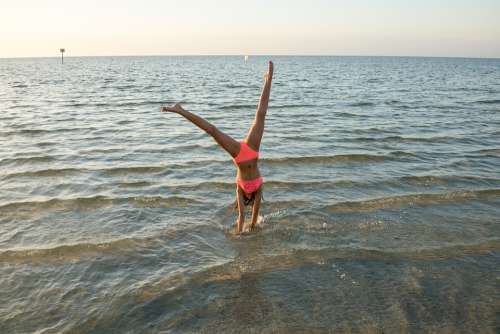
[1,56,499,333]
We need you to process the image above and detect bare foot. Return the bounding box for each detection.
[264,61,273,82]
[161,102,184,113]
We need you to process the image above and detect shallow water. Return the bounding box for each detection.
[1,56,499,333]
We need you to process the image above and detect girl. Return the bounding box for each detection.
[161,61,273,234]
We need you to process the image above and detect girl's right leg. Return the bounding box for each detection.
[163,104,240,158]
[245,61,273,151]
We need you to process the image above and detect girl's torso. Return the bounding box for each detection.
[235,159,260,180]
[233,141,260,180]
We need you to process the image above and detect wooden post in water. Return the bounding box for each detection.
[60,48,65,64]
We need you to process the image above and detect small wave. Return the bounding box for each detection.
[385,99,401,105]
[117,100,172,107]
[400,175,500,186]
[125,195,201,208]
[11,83,28,88]
[262,154,390,165]
[0,195,201,215]
[475,99,500,105]
[15,129,50,135]
[384,100,413,109]
[143,84,162,90]
[117,119,134,125]
[258,199,310,211]
[273,134,329,142]
[63,102,103,107]
[477,148,500,155]
[220,104,255,110]
[390,150,417,157]
[267,179,362,189]
[388,135,456,143]
[36,141,57,147]
[272,104,316,108]
[175,181,234,192]
[353,135,457,143]
[138,143,217,154]
[224,84,258,89]
[0,238,141,263]
[0,223,217,264]
[77,147,122,155]
[324,189,500,213]
[3,127,94,136]
[115,84,136,90]
[63,100,172,108]
[266,180,327,188]
[3,161,226,180]
[347,102,375,107]
[351,127,395,135]
[0,164,166,179]
[2,167,83,180]
[0,155,56,166]
[100,166,166,176]
[8,104,38,109]
[118,181,151,188]
[401,175,449,185]
[334,111,358,117]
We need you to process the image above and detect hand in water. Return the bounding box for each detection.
[161,103,185,113]
[236,218,243,235]
[264,61,273,82]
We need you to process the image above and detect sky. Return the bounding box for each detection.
[1,0,499,58]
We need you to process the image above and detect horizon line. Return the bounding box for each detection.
[1,54,499,60]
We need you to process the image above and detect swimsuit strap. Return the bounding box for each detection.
[234,141,259,163]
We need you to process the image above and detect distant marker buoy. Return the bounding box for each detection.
[60,48,65,64]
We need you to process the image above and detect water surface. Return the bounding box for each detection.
[1,56,499,333]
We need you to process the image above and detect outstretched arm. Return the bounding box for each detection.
[161,103,240,157]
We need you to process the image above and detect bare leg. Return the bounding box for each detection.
[250,187,262,231]
[236,185,246,234]
[245,61,273,151]
[162,103,240,158]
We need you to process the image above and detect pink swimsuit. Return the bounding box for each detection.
[233,141,263,194]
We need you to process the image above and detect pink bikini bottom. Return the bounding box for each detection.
[237,176,263,194]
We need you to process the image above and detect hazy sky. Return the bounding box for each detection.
[1,0,499,58]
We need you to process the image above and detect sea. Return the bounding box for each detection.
[1,56,499,333]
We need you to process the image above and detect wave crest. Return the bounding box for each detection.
[324,189,500,213]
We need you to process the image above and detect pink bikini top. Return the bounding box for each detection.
[233,141,259,163]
